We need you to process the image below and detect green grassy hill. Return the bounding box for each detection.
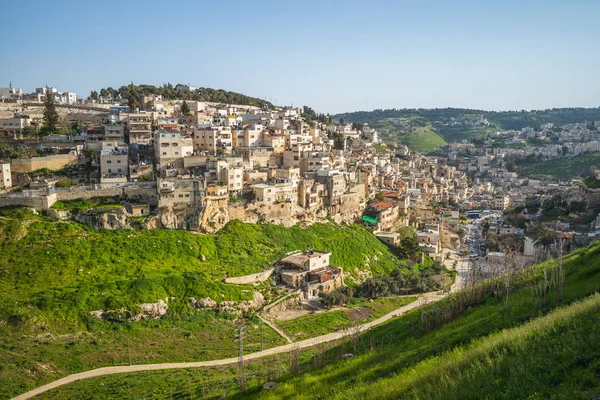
[335,107,600,147]
[249,242,600,400]
[367,118,447,152]
[0,208,415,398]
[516,152,600,179]
[30,241,600,400]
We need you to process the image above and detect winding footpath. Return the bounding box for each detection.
[13,292,448,400]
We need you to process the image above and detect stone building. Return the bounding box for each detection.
[275,250,344,300]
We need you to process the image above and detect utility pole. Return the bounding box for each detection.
[260,319,264,352]
[237,323,246,390]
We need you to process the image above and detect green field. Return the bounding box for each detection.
[516,152,600,179]
[277,296,417,341]
[0,208,420,398]
[435,125,497,143]
[369,119,447,152]
[400,126,447,152]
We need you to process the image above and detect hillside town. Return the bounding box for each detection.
[2,85,600,272]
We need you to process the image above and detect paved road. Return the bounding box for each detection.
[12,292,445,400]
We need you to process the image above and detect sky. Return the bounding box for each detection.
[1,0,599,114]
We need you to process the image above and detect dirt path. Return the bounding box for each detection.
[12,292,445,400]
[257,314,293,343]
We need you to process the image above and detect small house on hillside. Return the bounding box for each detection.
[275,250,343,300]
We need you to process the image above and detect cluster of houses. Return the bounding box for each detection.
[3,85,600,277]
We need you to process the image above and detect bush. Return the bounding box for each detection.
[55,177,74,188]
[320,286,355,308]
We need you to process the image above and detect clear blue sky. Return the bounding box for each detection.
[1,0,599,114]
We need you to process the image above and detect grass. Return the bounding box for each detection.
[277,297,417,341]
[278,311,352,341]
[371,119,446,152]
[36,242,600,399]
[401,126,447,152]
[51,197,123,211]
[249,241,600,399]
[584,176,600,189]
[30,242,600,399]
[516,152,600,179]
[436,125,497,143]
[0,209,417,398]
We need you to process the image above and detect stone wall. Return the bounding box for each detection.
[225,268,275,284]
[56,186,158,206]
[0,193,56,210]
[11,154,78,173]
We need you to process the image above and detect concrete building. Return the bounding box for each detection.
[376,232,400,246]
[158,179,204,208]
[154,132,193,163]
[0,163,12,189]
[252,183,276,204]
[223,166,243,194]
[0,87,22,101]
[104,124,125,142]
[100,141,128,183]
[0,116,31,139]
[493,193,510,210]
[192,127,232,154]
[125,113,153,144]
[275,250,344,300]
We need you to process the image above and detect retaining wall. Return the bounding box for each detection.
[225,268,275,284]
[0,193,56,210]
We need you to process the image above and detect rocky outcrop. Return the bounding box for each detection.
[90,299,169,322]
[189,292,266,315]
[197,197,230,233]
[45,194,363,233]
[73,207,130,230]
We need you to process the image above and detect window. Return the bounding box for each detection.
[179,194,183,198]
[106,160,112,164]
[162,152,167,155]
[117,160,121,163]
[185,194,190,197]
[108,169,112,173]
[118,168,122,173]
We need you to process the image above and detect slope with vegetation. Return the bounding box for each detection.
[334,107,600,148]
[0,207,424,398]
[515,151,600,179]
[251,242,600,399]
[34,241,600,399]
[92,83,273,109]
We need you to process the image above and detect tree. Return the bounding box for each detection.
[180,100,191,116]
[43,87,59,134]
[90,91,99,101]
[399,236,421,262]
[127,84,140,111]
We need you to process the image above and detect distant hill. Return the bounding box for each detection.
[334,107,600,150]
[92,83,274,109]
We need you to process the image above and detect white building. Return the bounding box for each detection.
[0,87,22,101]
[154,132,193,163]
[0,163,12,189]
[0,116,31,138]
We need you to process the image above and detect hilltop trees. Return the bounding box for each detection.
[93,83,274,109]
